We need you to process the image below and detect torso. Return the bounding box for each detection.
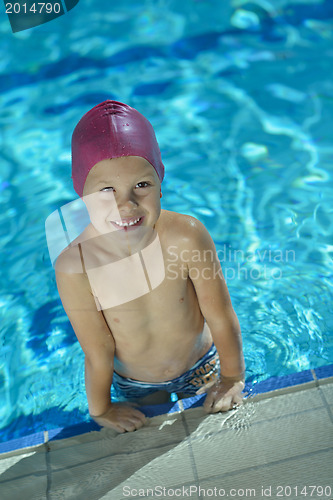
[103,260,213,381]
[70,210,213,382]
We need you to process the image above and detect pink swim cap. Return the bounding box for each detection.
[71,100,165,196]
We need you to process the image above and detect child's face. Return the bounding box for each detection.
[82,156,161,236]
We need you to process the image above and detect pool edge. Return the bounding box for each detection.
[1,364,332,456]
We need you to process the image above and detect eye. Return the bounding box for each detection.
[100,186,114,192]
[136,181,151,189]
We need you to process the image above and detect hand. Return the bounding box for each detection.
[90,403,146,433]
[196,377,245,413]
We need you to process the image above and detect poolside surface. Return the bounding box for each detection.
[1,369,332,500]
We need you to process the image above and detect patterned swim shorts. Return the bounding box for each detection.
[112,344,220,401]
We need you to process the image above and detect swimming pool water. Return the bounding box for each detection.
[0,0,332,442]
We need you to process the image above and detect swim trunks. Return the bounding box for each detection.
[112,344,220,401]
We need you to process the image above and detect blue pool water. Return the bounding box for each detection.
[0,0,332,443]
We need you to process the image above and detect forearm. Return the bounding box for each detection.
[85,356,114,417]
[209,315,245,380]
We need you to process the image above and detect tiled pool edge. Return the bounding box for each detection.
[1,364,332,456]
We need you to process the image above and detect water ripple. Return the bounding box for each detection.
[0,0,332,441]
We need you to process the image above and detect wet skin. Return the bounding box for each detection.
[55,156,245,433]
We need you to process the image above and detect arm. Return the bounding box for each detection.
[85,356,145,433]
[55,251,145,432]
[184,218,245,412]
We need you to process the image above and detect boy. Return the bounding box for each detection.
[55,100,245,433]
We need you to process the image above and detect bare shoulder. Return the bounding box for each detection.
[54,233,95,310]
[55,244,83,274]
[55,247,98,314]
[159,209,206,234]
[159,209,211,249]
[54,223,94,274]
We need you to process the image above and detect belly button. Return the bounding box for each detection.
[165,364,178,375]
[179,297,184,303]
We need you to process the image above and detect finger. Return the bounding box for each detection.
[210,395,233,413]
[196,381,216,395]
[116,413,146,429]
[124,411,146,426]
[232,393,244,405]
[106,422,125,433]
[107,415,142,433]
[129,416,146,429]
[203,393,215,412]
[122,404,147,423]
[123,417,145,432]
[130,409,147,422]
[123,422,137,432]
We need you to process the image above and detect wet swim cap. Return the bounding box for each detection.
[71,100,165,196]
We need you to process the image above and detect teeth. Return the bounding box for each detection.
[113,217,141,227]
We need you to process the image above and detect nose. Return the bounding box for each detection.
[115,190,138,214]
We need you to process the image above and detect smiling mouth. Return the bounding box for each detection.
[112,216,143,228]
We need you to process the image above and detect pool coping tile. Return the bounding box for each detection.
[314,364,333,380]
[0,432,45,455]
[1,365,332,456]
[245,369,314,394]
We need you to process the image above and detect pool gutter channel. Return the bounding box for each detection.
[1,365,333,457]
